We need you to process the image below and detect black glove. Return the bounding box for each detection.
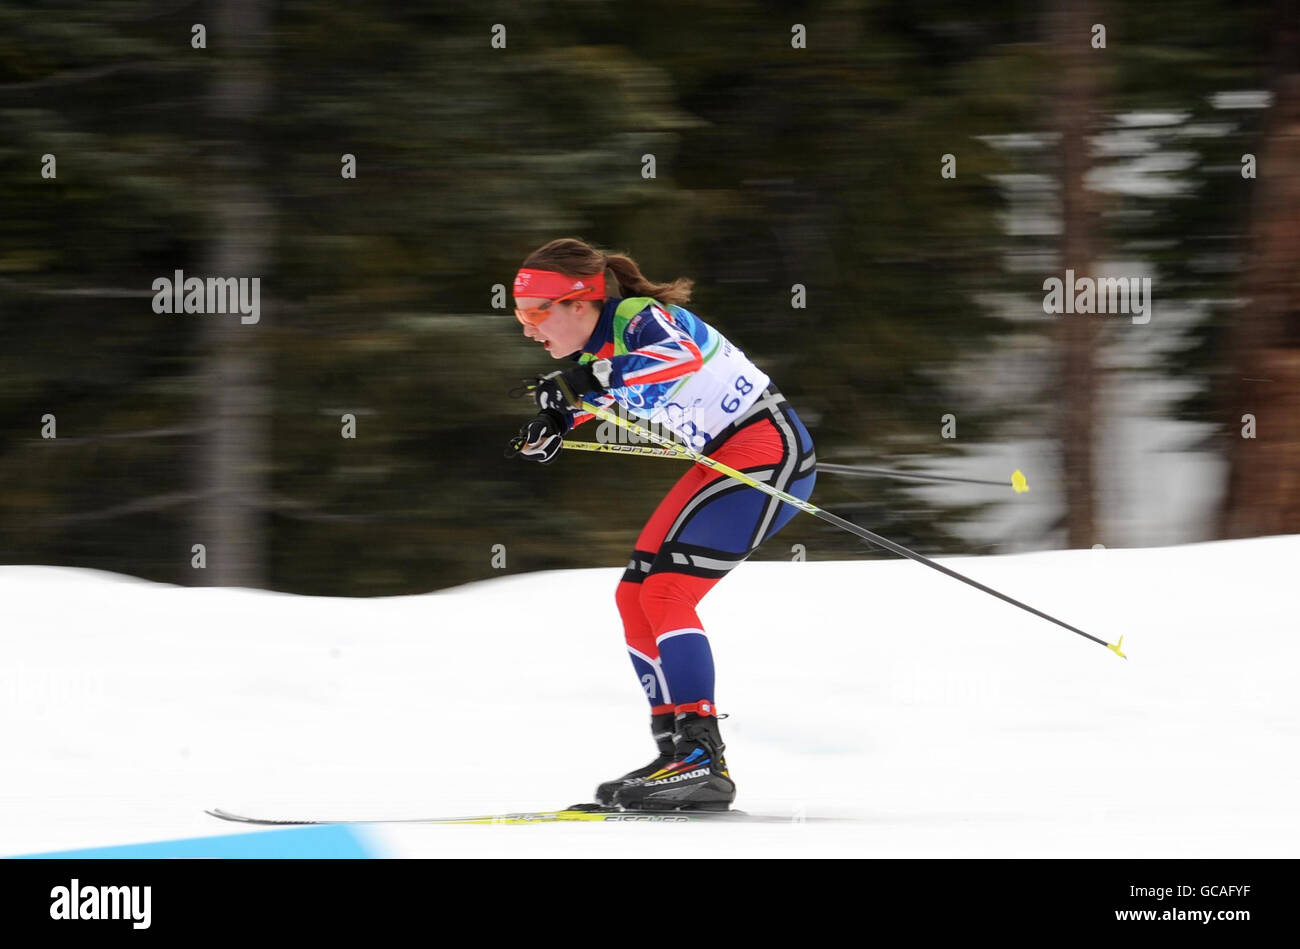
[508,409,567,464]
[505,359,610,464]
[533,360,608,413]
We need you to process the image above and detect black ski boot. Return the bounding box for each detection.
[594,711,677,806]
[613,706,736,811]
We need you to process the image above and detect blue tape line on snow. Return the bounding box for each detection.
[13,824,375,859]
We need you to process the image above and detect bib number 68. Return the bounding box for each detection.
[720,375,755,413]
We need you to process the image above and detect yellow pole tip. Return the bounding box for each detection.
[1011,470,1029,494]
[1107,635,1126,659]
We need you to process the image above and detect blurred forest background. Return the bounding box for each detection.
[0,0,1296,595]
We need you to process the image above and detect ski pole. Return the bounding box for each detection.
[575,397,1125,659]
[563,442,1030,493]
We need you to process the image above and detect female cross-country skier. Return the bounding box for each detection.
[507,237,817,811]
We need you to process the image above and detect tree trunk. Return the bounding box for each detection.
[1218,61,1300,539]
[1053,0,1104,548]
[196,0,275,587]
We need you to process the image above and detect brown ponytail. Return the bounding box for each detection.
[520,237,694,306]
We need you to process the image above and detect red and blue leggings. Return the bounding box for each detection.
[615,386,816,718]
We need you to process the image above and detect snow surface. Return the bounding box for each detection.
[3,536,1297,858]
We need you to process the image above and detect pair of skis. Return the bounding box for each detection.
[207,804,805,826]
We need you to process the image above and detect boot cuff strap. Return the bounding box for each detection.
[674,700,717,718]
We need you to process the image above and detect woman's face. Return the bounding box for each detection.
[516,297,600,359]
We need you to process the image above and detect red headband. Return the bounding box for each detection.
[513,268,605,301]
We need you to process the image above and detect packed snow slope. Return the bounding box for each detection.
[2,535,1296,858]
